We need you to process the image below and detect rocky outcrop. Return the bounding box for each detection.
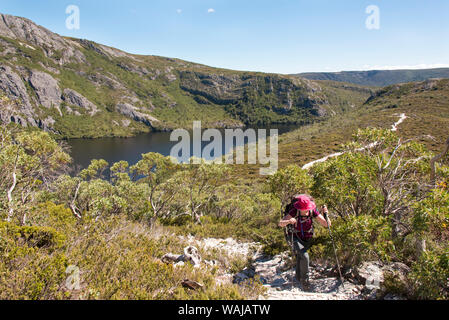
[180,71,244,104]
[86,72,126,90]
[28,70,62,112]
[116,102,159,127]
[0,65,38,127]
[178,235,369,300]
[161,246,217,269]
[0,13,85,64]
[62,89,98,116]
[179,71,328,119]
[352,261,410,299]
[0,65,32,109]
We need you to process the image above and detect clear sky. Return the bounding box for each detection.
[1,0,448,74]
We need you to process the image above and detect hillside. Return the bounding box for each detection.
[230,78,449,180]
[295,68,449,87]
[281,78,449,165]
[0,13,371,139]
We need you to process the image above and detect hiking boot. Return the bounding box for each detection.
[300,279,311,292]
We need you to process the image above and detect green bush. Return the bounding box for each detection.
[409,248,449,300]
[324,215,395,266]
[311,152,382,218]
[0,221,69,299]
[0,220,66,250]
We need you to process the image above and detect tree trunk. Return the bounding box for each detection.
[6,171,17,222]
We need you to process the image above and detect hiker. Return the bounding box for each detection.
[278,194,331,291]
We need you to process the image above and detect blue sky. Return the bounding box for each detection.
[1,0,448,74]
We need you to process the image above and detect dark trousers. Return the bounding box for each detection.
[292,236,313,281]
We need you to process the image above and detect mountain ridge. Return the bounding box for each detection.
[0,13,371,138]
[295,68,449,87]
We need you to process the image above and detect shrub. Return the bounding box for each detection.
[323,215,395,266]
[0,221,69,299]
[0,220,66,250]
[311,152,382,218]
[267,165,312,207]
[409,248,449,300]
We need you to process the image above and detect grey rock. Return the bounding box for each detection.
[161,253,183,264]
[162,246,202,267]
[37,116,56,132]
[62,88,98,116]
[0,65,32,110]
[87,73,125,90]
[233,272,249,284]
[174,261,185,268]
[28,70,62,112]
[0,65,39,127]
[353,261,384,289]
[116,102,159,127]
[0,13,85,64]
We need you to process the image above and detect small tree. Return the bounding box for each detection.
[0,128,71,224]
[177,159,230,224]
[131,153,180,223]
[267,164,312,210]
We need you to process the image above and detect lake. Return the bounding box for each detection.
[67,124,299,171]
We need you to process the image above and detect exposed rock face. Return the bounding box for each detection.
[0,65,32,109]
[116,103,159,127]
[28,70,62,110]
[180,71,244,104]
[0,13,85,64]
[37,116,56,132]
[179,71,328,119]
[86,72,125,90]
[0,65,37,126]
[63,88,98,116]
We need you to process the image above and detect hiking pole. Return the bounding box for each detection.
[322,205,345,289]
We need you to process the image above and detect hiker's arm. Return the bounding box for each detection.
[279,214,296,228]
[316,214,331,228]
[316,205,331,227]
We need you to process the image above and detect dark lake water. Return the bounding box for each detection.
[67,124,299,171]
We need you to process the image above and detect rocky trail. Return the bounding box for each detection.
[176,236,378,300]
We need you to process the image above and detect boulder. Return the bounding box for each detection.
[353,261,384,289]
[381,262,411,297]
[353,261,411,299]
[161,253,183,264]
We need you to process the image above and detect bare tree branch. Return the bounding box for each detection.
[6,146,19,222]
[70,181,82,219]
